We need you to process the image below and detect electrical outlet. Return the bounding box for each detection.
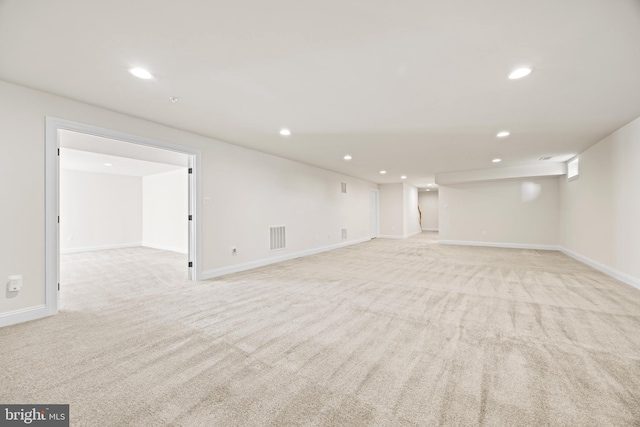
[231,247,237,255]
[8,275,22,292]
[482,230,488,237]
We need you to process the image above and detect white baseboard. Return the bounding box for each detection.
[438,240,560,251]
[422,228,439,232]
[405,230,423,238]
[142,243,188,254]
[201,237,371,280]
[560,247,640,292]
[0,305,48,328]
[61,242,142,254]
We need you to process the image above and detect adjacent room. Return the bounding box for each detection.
[1,0,639,426]
[58,130,192,310]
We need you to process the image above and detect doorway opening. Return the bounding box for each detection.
[418,188,439,232]
[45,118,201,316]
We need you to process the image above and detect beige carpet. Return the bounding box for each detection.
[1,232,640,426]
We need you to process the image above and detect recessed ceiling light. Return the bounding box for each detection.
[129,67,153,79]
[401,175,407,179]
[279,129,291,136]
[509,68,532,79]
[343,155,352,161]
[497,131,510,138]
[169,96,179,103]
[104,163,112,166]
[428,183,433,186]
[379,170,386,174]
[492,158,502,163]
[426,189,431,191]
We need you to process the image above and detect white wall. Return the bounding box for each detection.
[60,170,142,253]
[143,169,188,254]
[403,183,420,237]
[218,156,375,264]
[418,191,439,230]
[0,79,376,319]
[560,116,640,284]
[379,183,420,238]
[378,183,404,237]
[439,177,560,247]
[437,163,566,185]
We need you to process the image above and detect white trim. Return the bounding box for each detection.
[201,238,370,280]
[422,228,439,231]
[45,118,59,316]
[405,230,422,238]
[560,247,640,291]
[141,243,188,254]
[0,305,48,328]
[46,117,202,321]
[369,189,380,239]
[438,240,560,251]
[61,242,142,254]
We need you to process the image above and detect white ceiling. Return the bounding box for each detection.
[59,130,188,177]
[2,0,639,187]
[59,129,190,167]
[60,148,185,177]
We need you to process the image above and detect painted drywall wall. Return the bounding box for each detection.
[560,115,640,283]
[378,183,404,237]
[418,191,439,230]
[0,79,377,318]
[218,154,375,263]
[143,168,188,254]
[437,163,566,185]
[439,176,560,247]
[379,183,420,238]
[403,183,420,237]
[60,170,142,253]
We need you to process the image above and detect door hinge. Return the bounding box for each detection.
[188,262,193,268]
[188,215,192,221]
[188,168,193,174]
[58,216,60,224]
[58,283,60,291]
[57,148,60,156]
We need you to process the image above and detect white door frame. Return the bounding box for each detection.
[45,117,202,316]
[369,189,380,238]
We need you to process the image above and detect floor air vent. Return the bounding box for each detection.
[341,182,347,193]
[341,228,347,240]
[270,226,286,250]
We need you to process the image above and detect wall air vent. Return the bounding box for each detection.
[341,228,347,240]
[539,156,553,161]
[341,182,347,193]
[270,226,286,251]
